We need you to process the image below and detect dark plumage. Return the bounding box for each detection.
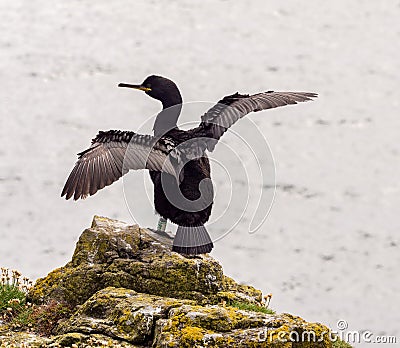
[62,75,317,255]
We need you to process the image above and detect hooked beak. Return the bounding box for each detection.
[118,83,151,92]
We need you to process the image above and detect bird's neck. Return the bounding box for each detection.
[161,93,182,110]
[153,95,183,136]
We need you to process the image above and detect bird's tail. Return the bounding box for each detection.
[172,225,213,255]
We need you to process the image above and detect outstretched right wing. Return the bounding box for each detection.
[61,130,176,200]
[186,91,317,151]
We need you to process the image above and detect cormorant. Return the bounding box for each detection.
[61,75,317,255]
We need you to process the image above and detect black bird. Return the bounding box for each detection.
[62,75,317,255]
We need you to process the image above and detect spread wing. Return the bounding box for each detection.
[186,91,317,151]
[61,130,176,200]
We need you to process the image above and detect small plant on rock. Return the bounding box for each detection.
[0,267,34,328]
[1,267,74,335]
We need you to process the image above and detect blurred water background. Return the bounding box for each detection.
[1,1,399,346]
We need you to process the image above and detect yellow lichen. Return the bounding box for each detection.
[217,291,236,300]
[180,326,205,346]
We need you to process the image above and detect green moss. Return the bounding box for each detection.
[228,300,275,314]
[29,264,105,307]
[28,267,66,301]
[101,252,225,304]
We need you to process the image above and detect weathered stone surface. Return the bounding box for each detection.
[52,332,142,347]
[29,216,261,307]
[56,287,195,344]
[153,305,334,347]
[0,329,141,347]
[5,216,352,347]
[0,330,51,347]
[54,287,339,348]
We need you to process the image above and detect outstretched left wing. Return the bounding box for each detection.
[61,130,177,200]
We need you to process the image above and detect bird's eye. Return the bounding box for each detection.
[146,83,151,88]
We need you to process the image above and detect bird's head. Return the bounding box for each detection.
[118,75,182,108]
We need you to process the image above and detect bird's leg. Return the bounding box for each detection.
[146,216,173,241]
[157,217,167,232]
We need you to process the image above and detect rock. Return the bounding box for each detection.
[56,288,337,347]
[52,332,142,347]
[29,216,261,307]
[0,330,51,347]
[56,287,195,344]
[0,330,141,347]
[153,306,334,347]
[8,215,353,347]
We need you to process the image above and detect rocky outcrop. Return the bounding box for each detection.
[29,216,261,308]
[55,287,334,347]
[1,216,351,347]
[56,288,196,344]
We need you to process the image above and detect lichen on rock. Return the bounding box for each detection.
[56,287,195,344]
[4,215,353,347]
[153,305,335,347]
[29,216,261,308]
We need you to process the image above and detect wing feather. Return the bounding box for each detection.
[187,91,317,151]
[88,159,97,196]
[81,158,91,199]
[73,159,86,200]
[62,130,176,200]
